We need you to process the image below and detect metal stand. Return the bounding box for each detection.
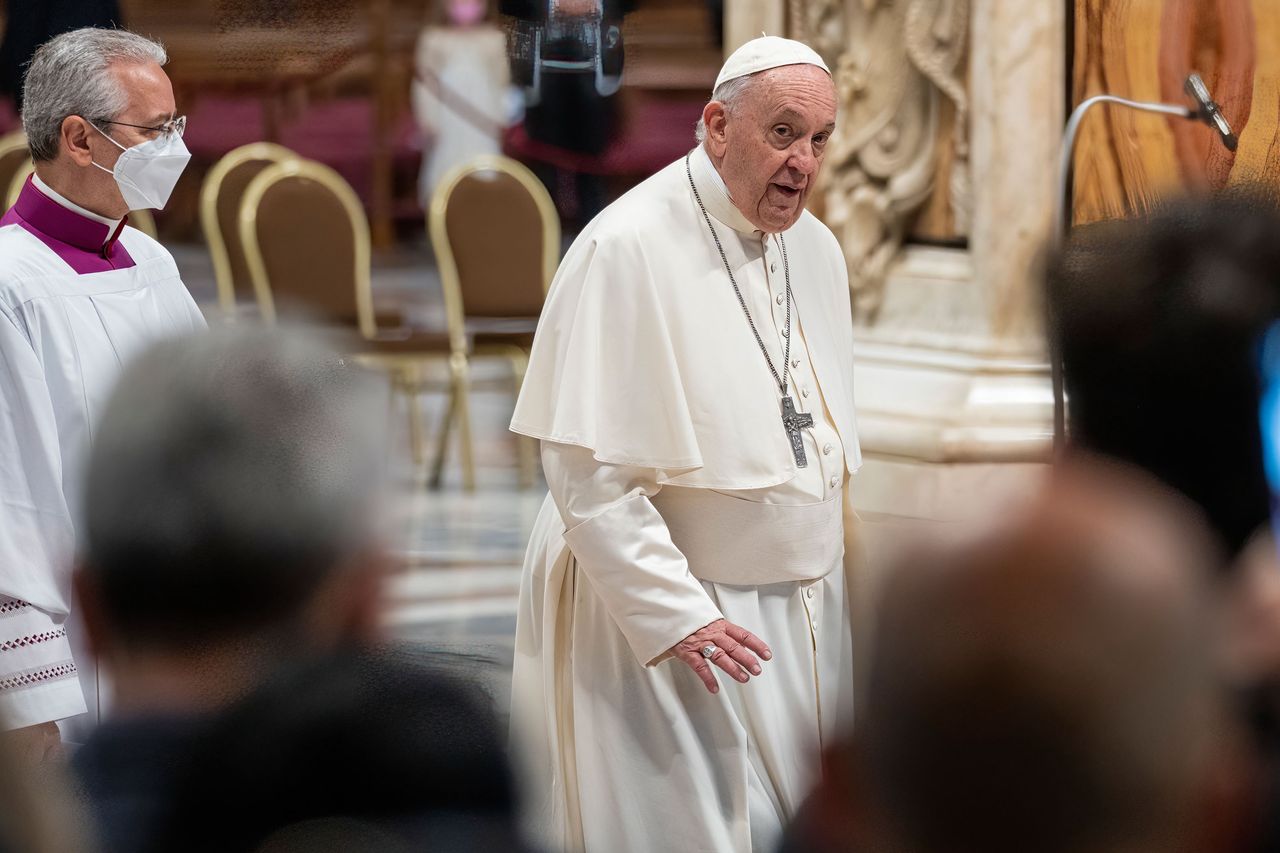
[1051,95,1197,454]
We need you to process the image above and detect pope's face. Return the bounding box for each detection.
[709,64,837,233]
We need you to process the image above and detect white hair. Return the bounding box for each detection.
[22,27,168,162]
[694,73,759,144]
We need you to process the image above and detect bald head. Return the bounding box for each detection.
[862,461,1229,853]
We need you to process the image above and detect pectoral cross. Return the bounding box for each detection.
[781,395,814,467]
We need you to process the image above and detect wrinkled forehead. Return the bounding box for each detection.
[108,60,176,121]
[750,65,837,122]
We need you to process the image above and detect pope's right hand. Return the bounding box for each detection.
[671,618,772,694]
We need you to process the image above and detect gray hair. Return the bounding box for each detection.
[694,73,759,144]
[22,27,168,162]
[83,328,393,646]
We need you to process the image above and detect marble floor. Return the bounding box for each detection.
[387,408,548,716]
[170,238,542,716]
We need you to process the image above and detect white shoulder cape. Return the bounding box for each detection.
[511,151,861,490]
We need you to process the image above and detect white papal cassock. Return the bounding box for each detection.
[0,176,205,734]
[510,144,862,852]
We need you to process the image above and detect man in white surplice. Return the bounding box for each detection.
[510,36,861,852]
[0,28,204,756]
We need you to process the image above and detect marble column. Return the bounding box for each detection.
[724,0,786,55]
[970,0,1067,341]
[834,0,1065,652]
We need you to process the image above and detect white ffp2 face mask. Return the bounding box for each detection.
[91,124,191,211]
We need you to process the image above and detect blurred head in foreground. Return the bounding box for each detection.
[144,648,525,853]
[841,462,1247,853]
[77,328,393,715]
[1046,193,1280,558]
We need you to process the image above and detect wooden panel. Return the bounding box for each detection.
[1072,0,1275,225]
[911,81,964,243]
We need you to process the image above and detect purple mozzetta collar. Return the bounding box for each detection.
[0,176,135,274]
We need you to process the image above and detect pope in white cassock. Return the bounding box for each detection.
[510,37,861,852]
[0,28,204,755]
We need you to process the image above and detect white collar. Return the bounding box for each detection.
[689,144,760,237]
[32,173,123,240]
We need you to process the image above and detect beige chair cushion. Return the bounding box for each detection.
[444,170,547,319]
[254,175,361,325]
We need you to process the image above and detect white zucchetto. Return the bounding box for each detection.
[714,35,830,91]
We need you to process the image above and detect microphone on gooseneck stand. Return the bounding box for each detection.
[1052,71,1241,452]
[1184,72,1239,152]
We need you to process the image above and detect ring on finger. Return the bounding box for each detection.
[700,644,717,659]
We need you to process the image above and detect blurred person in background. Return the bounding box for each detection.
[0,0,122,113]
[1045,194,1280,560]
[70,329,394,853]
[1047,197,1280,750]
[0,27,203,758]
[143,649,527,853]
[1046,196,1280,853]
[1225,533,1280,853]
[784,459,1251,853]
[502,0,637,225]
[412,0,516,209]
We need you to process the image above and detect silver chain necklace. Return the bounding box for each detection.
[685,153,814,467]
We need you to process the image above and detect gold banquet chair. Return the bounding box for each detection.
[200,142,298,318]
[5,158,33,210]
[128,208,159,240]
[0,130,30,210]
[239,158,451,468]
[429,154,560,490]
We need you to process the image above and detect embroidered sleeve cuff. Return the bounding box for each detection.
[0,600,86,729]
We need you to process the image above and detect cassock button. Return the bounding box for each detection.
[791,358,799,368]
[802,387,810,398]
[771,262,778,273]
[776,293,784,305]
[823,443,832,455]
[830,475,840,489]
[806,586,815,599]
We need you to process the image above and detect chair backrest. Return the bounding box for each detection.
[429,155,559,350]
[5,157,32,210]
[128,208,158,239]
[239,158,374,338]
[0,131,29,210]
[200,142,299,315]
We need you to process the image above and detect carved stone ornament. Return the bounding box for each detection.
[794,0,970,320]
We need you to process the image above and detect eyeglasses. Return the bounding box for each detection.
[98,115,187,142]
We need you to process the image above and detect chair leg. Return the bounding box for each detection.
[403,367,427,468]
[510,351,536,490]
[384,367,403,464]
[429,376,457,490]
[451,353,477,492]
